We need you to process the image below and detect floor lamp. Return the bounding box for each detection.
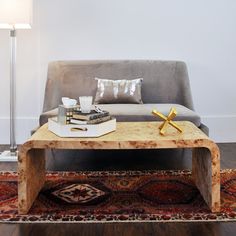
[0,0,32,161]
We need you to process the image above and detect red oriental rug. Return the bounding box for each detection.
[0,169,236,223]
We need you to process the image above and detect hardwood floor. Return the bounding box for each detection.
[1,222,236,236]
[0,143,236,236]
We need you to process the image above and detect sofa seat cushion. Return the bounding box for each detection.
[40,103,201,127]
[97,104,201,126]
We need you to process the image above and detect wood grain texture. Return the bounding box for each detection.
[3,222,233,236]
[18,148,45,214]
[18,121,220,214]
[26,121,211,149]
[2,222,236,236]
[192,145,220,212]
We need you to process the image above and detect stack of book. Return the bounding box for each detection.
[70,110,111,125]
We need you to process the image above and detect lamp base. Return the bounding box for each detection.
[0,150,18,162]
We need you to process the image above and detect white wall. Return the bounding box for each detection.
[0,0,236,144]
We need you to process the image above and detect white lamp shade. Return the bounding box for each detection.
[0,0,32,29]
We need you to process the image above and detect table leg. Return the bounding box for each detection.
[18,148,45,214]
[192,145,220,212]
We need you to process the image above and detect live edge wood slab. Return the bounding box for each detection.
[18,121,220,214]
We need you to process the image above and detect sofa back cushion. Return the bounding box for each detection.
[42,60,194,112]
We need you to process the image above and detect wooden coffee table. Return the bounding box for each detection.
[18,121,220,214]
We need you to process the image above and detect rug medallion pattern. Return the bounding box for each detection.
[0,170,236,222]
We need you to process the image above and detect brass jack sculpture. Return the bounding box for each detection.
[152,107,183,135]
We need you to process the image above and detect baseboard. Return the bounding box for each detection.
[0,117,38,144]
[201,115,236,143]
[0,116,235,144]
[0,150,18,162]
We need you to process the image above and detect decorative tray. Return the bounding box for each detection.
[48,117,116,137]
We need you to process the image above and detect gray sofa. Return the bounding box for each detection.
[40,60,208,170]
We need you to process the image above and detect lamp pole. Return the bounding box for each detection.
[0,0,32,161]
[10,28,17,155]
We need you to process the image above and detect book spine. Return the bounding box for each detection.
[70,116,111,125]
[87,112,109,120]
[73,112,109,121]
[87,116,111,124]
[69,119,87,125]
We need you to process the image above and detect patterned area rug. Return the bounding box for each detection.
[0,169,236,223]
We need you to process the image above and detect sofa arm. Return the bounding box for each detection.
[39,108,58,126]
[199,123,209,136]
[31,126,40,136]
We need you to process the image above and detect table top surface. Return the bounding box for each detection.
[21,121,216,151]
[33,121,207,141]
